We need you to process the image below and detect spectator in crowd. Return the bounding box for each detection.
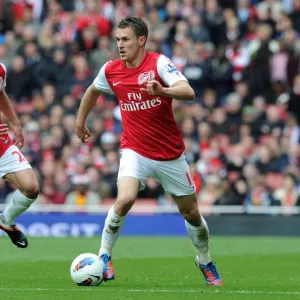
[66,174,101,206]
[272,173,300,206]
[214,176,247,205]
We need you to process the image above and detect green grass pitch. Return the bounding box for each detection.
[0,236,299,300]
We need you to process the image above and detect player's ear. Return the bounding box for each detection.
[139,36,147,47]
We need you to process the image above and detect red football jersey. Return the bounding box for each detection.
[0,63,14,157]
[93,52,188,161]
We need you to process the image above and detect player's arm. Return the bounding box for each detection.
[141,79,195,101]
[140,55,195,101]
[159,80,195,100]
[75,62,113,143]
[0,90,24,148]
[76,84,101,127]
[75,84,101,143]
[0,91,21,126]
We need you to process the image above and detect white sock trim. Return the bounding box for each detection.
[99,206,126,256]
[14,190,36,207]
[2,190,36,226]
[109,206,126,223]
[184,215,208,231]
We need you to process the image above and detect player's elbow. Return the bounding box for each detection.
[186,87,195,100]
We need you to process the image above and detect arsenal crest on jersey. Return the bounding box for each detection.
[138,70,155,85]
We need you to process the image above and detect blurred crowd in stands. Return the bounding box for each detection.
[0,0,300,208]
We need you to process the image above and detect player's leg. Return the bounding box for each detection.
[172,193,210,263]
[0,146,39,248]
[172,193,222,286]
[2,168,39,225]
[99,149,152,281]
[155,155,222,286]
[99,176,139,281]
[99,176,139,257]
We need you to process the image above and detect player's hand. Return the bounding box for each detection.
[140,80,165,96]
[0,124,9,140]
[13,124,24,149]
[75,123,91,143]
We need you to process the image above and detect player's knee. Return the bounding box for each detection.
[115,195,136,215]
[180,206,200,225]
[22,180,40,199]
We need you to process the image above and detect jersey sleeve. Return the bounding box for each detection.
[93,62,113,93]
[157,55,187,87]
[0,63,7,93]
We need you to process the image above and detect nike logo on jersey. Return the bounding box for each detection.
[113,81,122,86]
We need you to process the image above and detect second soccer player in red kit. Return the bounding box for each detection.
[75,16,223,286]
[0,63,40,248]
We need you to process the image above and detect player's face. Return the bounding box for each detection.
[116,27,146,62]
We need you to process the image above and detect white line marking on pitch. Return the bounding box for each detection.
[0,288,299,296]
[129,290,300,295]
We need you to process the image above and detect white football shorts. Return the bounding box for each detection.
[118,149,196,196]
[0,145,32,178]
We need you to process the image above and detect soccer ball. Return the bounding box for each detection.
[70,253,104,286]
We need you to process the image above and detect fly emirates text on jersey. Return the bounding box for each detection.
[120,92,162,112]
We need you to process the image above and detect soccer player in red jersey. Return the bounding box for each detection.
[75,17,223,286]
[0,63,39,248]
